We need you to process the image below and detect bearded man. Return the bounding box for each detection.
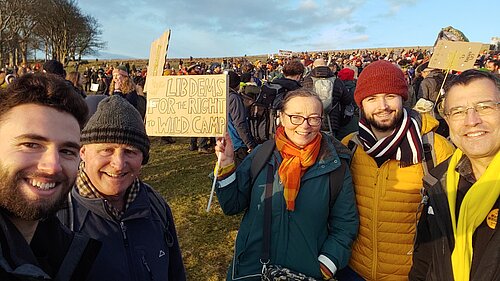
[0,73,100,280]
[338,60,455,281]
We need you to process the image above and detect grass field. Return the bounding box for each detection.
[141,137,241,280]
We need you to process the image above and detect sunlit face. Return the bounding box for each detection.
[112,73,127,90]
[80,143,143,202]
[280,96,322,147]
[444,78,500,163]
[0,104,81,220]
[361,93,403,135]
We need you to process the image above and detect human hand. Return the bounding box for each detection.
[215,132,234,167]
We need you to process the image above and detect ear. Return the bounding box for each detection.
[80,146,87,161]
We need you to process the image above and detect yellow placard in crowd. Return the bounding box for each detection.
[145,74,228,137]
[429,40,483,72]
[144,29,171,92]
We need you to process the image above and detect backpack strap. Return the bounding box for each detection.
[54,232,92,281]
[143,183,174,247]
[251,138,347,210]
[250,140,276,186]
[421,131,436,175]
[329,158,348,209]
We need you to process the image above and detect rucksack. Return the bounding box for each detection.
[250,140,348,209]
[312,76,336,113]
[247,82,286,143]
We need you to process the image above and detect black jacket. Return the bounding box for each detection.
[409,160,500,281]
[0,211,100,281]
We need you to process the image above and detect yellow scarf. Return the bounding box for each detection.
[275,126,322,211]
[446,149,500,281]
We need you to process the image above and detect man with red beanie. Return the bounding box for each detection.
[339,60,454,280]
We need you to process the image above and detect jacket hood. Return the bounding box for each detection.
[271,77,301,91]
[420,112,440,135]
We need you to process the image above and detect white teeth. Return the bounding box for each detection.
[28,179,56,190]
[296,132,309,136]
[105,172,125,178]
[466,132,485,137]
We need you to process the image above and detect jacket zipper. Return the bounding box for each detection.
[372,169,380,280]
[120,221,137,280]
[141,256,154,280]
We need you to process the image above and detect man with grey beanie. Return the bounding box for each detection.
[57,95,186,281]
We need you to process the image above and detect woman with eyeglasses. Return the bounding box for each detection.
[214,88,359,281]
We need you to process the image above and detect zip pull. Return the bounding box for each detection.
[120,221,128,246]
[141,256,154,280]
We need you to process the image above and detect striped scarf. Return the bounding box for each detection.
[76,162,140,220]
[358,108,423,167]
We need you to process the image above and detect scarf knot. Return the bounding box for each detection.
[275,126,322,211]
[358,108,424,167]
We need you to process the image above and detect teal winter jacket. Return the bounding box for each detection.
[216,134,359,280]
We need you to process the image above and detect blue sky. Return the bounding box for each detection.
[78,0,498,59]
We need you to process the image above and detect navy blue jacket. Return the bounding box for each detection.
[58,183,186,281]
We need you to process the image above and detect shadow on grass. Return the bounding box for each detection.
[141,137,242,280]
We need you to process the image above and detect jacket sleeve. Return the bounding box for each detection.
[228,93,256,149]
[215,149,256,215]
[319,165,359,275]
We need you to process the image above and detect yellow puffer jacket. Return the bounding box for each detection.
[341,113,454,280]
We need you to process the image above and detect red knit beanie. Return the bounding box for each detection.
[354,60,408,107]
[338,68,355,81]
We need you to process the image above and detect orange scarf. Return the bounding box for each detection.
[275,126,322,211]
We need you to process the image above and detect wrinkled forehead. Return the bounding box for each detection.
[445,78,500,108]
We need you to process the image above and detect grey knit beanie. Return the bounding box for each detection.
[81,95,150,164]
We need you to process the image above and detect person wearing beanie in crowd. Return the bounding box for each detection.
[57,95,186,281]
[338,60,454,281]
[336,67,359,140]
[226,71,257,166]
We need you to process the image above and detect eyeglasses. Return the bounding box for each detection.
[283,113,323,126]
[444,101,500,121]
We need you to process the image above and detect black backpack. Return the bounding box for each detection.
[245,82,287,143]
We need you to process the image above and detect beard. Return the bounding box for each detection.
[0,164,73,221]
[362,108,403,132]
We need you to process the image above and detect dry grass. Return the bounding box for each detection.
[141,137,242,280]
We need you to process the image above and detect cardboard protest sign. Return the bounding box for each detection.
[278,50,293,58]
[429,40,483,71]
[145,74,227,137]
[144,30,171,92]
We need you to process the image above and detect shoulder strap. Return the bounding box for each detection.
[250,140,276,185]
[260,165,274,264]
[347,132,360,154]
[143,183,174,247]
[421,131,436,175]
[54,232,91,281]
[329,158,348,209]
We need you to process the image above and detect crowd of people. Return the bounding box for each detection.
[0,46,498,281]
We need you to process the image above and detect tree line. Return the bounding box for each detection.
[0,0,105,67]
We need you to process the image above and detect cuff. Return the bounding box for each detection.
[319,254,337,279]
[218,173,236,188]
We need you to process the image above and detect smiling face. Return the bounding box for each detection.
[0,104,81,220]
[80,143,143,204]
[444,78,500,164]
[279,96,323,147]
[361,93,404,139]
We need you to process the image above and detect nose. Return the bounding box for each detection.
[110,150,126,170]
[377,98,389,110]
[463,108,482,126]
[38,148,63,174]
